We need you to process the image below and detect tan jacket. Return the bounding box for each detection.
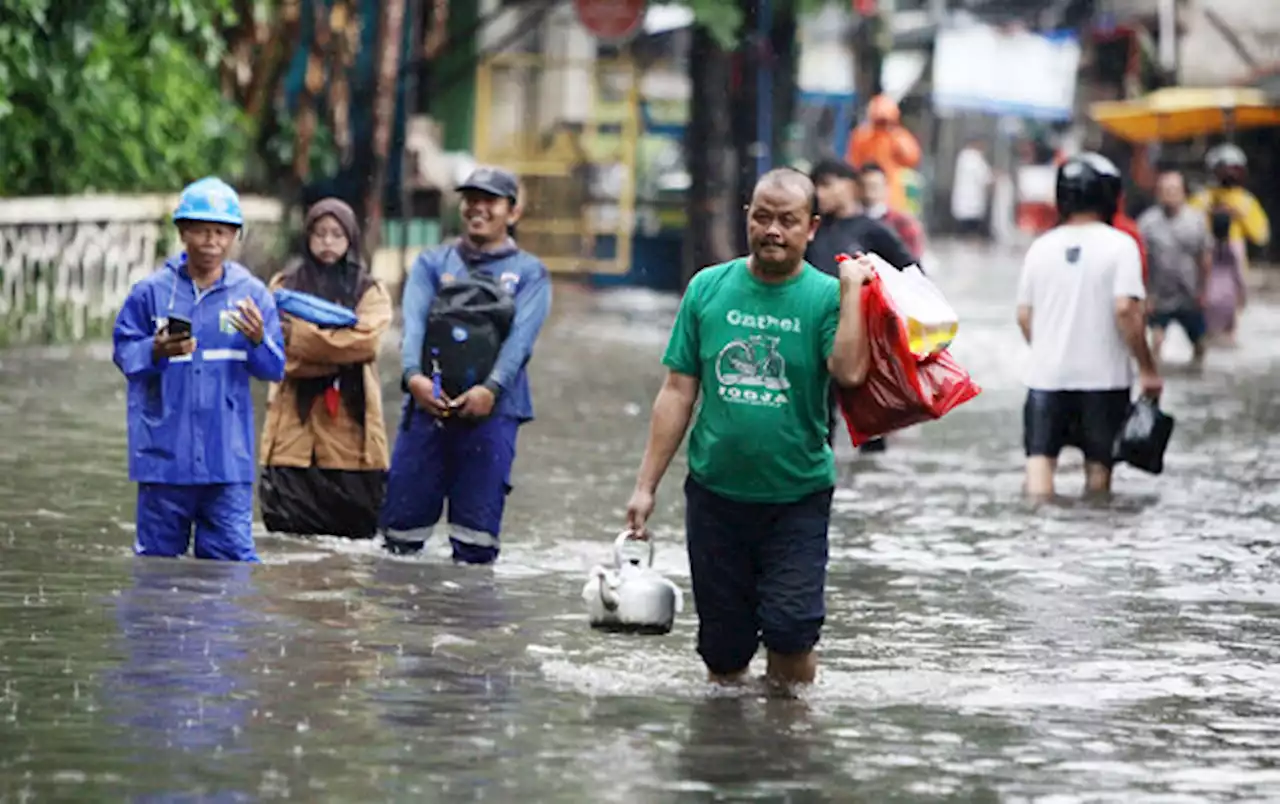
[260,276,392,470]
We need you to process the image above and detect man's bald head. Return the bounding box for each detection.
[752,167,817,212]
[745,167,820,278]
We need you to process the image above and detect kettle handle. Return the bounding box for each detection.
[614,530,655,568]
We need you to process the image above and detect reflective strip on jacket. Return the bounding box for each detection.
[112,256,286,485]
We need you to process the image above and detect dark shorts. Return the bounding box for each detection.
[684,475,832,675]
[1149,308,1206,344]
[1023,389,1130,466]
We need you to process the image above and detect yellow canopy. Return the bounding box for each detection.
[1089,87,1280,143]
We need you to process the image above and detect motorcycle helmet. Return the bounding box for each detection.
[1055,152,1122,221]
[1206,143,1247,187]
[1206,143,1247,170]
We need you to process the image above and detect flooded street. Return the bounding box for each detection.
[5,240,1280,802]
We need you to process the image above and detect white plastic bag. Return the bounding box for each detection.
[862,253,959,358]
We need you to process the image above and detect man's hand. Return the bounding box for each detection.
[1139,369,1164,399]
[837,253,877,287]
[232,297,265,345]
[280,315,294,345]
[625,487,655,535]
[407,374,451,417]
[152,332,196,362]
[451,385,496,419]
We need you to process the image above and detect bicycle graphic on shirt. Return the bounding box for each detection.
[715,335,791,391]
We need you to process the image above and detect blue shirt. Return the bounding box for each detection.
[112,256,286,485]
[400,242,552,422]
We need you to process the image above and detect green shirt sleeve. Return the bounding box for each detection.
[820,281,841,362]
[662,278,701,376]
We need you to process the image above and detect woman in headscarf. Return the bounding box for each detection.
[259,198,391,539]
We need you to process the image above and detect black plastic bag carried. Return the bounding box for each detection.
[1112,396,1175,474]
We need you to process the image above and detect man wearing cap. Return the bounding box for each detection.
[379,166,552,564]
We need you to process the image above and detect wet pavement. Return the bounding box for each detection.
[4,239,1280,802]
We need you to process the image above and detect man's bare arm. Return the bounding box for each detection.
[1017,304,1032,344]
[827,275,871,387]
[1115,297,1157,373]
[634,371,700,495]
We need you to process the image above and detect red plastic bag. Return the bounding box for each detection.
[836,265,981,447]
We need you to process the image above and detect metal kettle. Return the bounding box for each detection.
[583,531,684,635]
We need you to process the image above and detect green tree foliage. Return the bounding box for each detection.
[0,0,250,196]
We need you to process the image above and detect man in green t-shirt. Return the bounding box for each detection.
[624,168,874,688]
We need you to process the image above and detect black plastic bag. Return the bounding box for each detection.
[1113,397,1175,474]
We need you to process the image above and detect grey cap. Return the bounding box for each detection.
[456,166,520,201]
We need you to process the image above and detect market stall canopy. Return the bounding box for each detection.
[1089,86,1280,143]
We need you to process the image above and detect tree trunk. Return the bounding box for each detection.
[682,26,738,287]
[364,0,407,255]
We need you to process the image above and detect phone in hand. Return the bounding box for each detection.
[166,314,192,339]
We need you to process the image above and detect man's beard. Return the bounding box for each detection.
[751,244,797,273]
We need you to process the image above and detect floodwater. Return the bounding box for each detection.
[4,240,1280,803]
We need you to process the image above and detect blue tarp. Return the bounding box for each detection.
[274,289,360,328]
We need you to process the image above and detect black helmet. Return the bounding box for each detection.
[1055,152,1122,221]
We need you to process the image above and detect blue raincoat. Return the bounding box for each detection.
[113,256,286,560]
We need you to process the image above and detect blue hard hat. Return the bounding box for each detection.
[173,177,244,227]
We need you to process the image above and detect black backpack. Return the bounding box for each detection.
[423,267,516,398]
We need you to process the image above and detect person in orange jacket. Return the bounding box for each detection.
[844,94,921,214]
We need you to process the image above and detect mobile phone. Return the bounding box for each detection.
[166,315,192,339]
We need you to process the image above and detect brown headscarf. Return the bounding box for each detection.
[279,198,375,427]
[281,198,373,308]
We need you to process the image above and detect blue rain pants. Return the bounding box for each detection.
[379,410,519,564]
[135,483,258,562]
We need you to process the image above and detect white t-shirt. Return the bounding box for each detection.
[1016,222,1147,391]
[951,147,993,221]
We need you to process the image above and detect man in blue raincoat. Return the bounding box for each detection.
[112,177,286,562]
[380,166,552,564]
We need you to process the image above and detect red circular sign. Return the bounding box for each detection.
[573,0,647,42]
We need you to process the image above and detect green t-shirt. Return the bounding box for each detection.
[663,258,842,503]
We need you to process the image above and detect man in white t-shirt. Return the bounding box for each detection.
[1015,153,1163,498]
[951,140,993,238]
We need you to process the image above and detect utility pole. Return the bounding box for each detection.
[755,0,774,179]
[1157,0,1178,82]
[852,1,884,118]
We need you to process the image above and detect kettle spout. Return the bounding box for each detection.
[599,574,621,611]
[584,566,621,611]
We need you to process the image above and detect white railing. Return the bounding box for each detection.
[0,194,284,346]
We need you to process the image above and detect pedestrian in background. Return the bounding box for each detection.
[1137,169,1211,369]
[1016,154,1162,499]
[1190,144,1270,279]
[951,139,994,239]
[860,163,927,264]
[807,158,911,456]
[1203,209,1247,345]
[259,198,392,539]
[845,94,921,215]
[112,177,285,562]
